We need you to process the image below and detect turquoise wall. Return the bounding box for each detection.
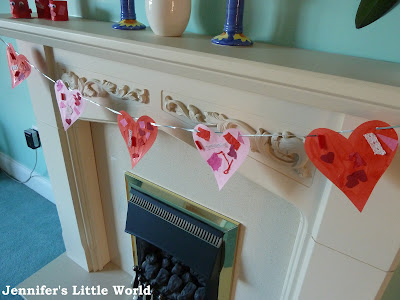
[0,34,48,178]
[0,2,48,178]
[64,0,400,63]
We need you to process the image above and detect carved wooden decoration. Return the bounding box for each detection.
[163,95,310,177]
[61,71,149,103]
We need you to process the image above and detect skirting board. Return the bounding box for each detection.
[0,151,54,204]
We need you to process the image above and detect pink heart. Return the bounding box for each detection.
[193,125,250,190]
[320,152,334,164]
[54,80,86,131]
[6,44,31,89]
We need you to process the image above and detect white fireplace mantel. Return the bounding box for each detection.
[1,16,400,121]
[1,15,400,300]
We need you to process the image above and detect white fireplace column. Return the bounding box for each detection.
[1,16,399,300]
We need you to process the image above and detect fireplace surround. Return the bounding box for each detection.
[1,15,400,300]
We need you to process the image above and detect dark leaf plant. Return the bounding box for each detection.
[356,0,400,28]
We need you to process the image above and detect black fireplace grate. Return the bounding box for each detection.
[125,188,224,280]
[129,193,223,248]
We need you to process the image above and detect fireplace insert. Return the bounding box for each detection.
[124,172,240,300]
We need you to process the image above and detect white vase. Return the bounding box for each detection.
[145,0,191,37]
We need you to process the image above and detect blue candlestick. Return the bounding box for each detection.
[112,0,146,30]
[212,0,252,46]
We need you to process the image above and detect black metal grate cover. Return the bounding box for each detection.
[125,188,224,279]
[129,193,223,248]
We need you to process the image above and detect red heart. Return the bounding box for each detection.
[6,44,31,89]
[320,152,334,164]
[305,120,398,212]
[345,170,368,188]
[73,94,81,106]
[117,111,158,168]
[65,119,72,125]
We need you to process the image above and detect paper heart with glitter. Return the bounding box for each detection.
[193,124,250,190]
[54,80,86,131]
[117,111,158,169]
[305,120,398,212]
[6,44,31,89]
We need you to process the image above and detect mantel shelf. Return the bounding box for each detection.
[1,14,400,120]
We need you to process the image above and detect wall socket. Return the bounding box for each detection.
[24,128,41,149]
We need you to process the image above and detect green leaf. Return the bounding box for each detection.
[355,0,400,29]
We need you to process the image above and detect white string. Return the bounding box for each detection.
[0,36,10,47]
[79,95,122,115]
[338,129,355,134]
[1,37,399,138]
[377,125,400,130]
[31,63,56,83]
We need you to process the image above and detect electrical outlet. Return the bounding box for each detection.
[24,128,41,149]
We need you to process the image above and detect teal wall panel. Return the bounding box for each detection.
[0,2,48,178]
[64,0,400,63]
[0,35,49,178]
[3,1,400,62]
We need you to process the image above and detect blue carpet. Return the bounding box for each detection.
[0,170,65,299]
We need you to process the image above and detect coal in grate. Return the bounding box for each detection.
[133,238,207,300]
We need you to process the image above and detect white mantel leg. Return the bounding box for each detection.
[17,40,110,272]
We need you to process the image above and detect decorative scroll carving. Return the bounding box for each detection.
[61,71,149,103]
[164,96,210,124]
[163,95,310,177]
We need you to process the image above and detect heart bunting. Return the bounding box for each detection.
[117,111,158,169]
[193,124,250,190]
[54,80,86,131]
[6,44,31,89]
[305,120,398,212]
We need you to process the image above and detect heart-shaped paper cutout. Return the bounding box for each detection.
[6,44,31,89]
[193,124,250,190]
[117,111,158,168]
[305,120,398,212]
[54,80,86,131]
